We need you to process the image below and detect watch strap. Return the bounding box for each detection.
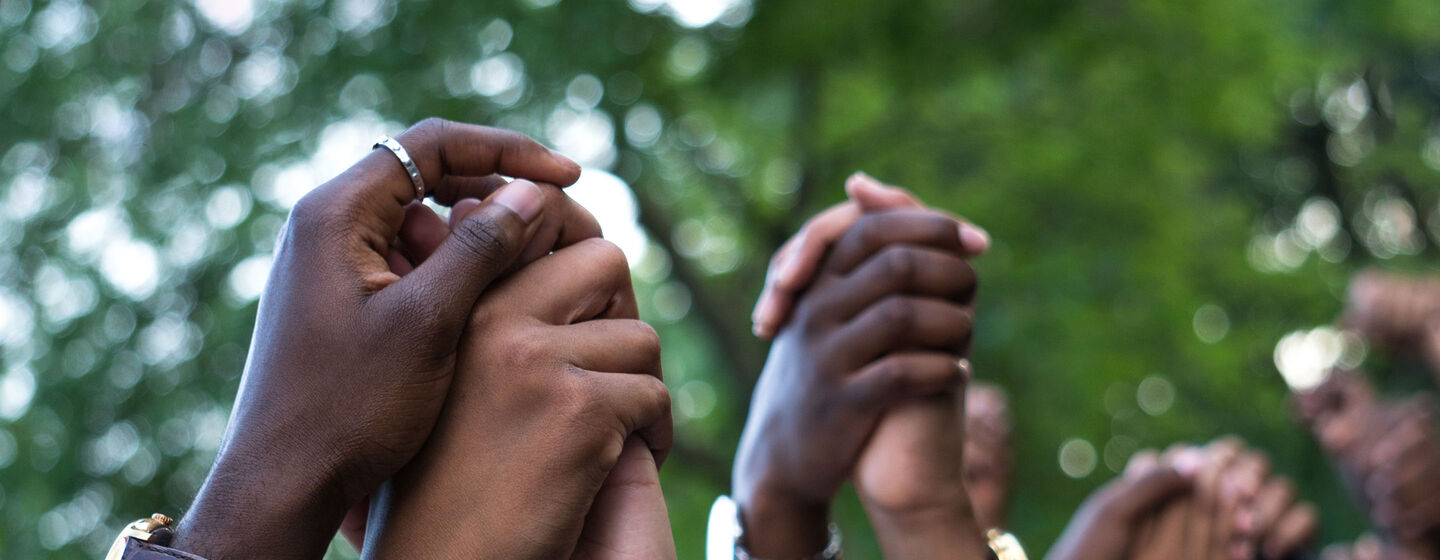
[119,539,210,560]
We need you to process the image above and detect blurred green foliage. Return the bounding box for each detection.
[3,0,1440,558]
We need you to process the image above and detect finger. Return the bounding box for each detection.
[1394,502,1440,542]
[397,118,581,195]
[847,172,990,252]
[843,353,969,410]
[1263,503,1318,560]
[812,245,977,322]
[485,237,636,324]
[824,209,979,274]
[573,437,675,560]
[1137,497,1193,560]
[560,320,662,375]
[300,120,578,262]
[371,180,544,349]
[1246,478,1296,542]
[588,371,673,467]
[832,296,973,362]
[1379,454,1440,513]
[515,190,603,266]
[397,202,450,265]
[1189,441,1241,560]
[451,198,482,228]
[451,184,605,269]
[1093,467,1192,523]
[385,246,413,276]
[751,202,861,338]
[1366,437,1437,506]
[1126,449,1162,480]
[774,203,861,291]
[846,171,923,210]
[1225,452,1270,505]
[431,174,509,206]
[1366,423,1426,468]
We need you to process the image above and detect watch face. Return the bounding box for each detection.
[706,495,742,560]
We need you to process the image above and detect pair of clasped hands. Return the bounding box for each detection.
[169,118,993,559]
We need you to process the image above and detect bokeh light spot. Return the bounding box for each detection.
[1059,438,1097,478]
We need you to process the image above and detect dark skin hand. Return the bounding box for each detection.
[733,203,986,557]
[1295,372,1440,556]
[362,236,674,559]
[171,119,588,560]
[750,173,989,338]
[349,201,675,558]
[1047,450,1194,560]
[1360,397,1440,555]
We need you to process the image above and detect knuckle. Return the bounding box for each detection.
[413,116,447,136]
[854,214,886,249]
[866,359,906,396]
[282,195,347,248]
[958,260,979,299]
[642,375,672,415]
[555,370,603,419]
[925,213,958,244]
[505,333,552,366]
[582,238,629,271]
[286,193,327,231]
[876,296,915,337]
[881,246,917,284]
[628,321,663,367]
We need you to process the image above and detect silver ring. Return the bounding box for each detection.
[373,135,426,201]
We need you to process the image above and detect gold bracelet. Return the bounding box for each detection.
[985,529,1028,560]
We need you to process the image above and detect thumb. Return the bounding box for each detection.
[374,180,545,346]
[846,171,922,210]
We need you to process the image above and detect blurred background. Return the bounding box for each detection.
[3,0,1440,557]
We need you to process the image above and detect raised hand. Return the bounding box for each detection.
[1360,396,1440,555]
[733,197,986,557]
[1116,441,1317,560]
[1294,371,1440,556]
[1047,450,1194,560]
[750,172,989,338]
[172,120,588,560]
[361,236,672,559]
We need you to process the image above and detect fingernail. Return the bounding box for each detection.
[490,180,544,223]
[956,358,973,383]
[959,223,991,253]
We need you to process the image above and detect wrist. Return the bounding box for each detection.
[173,445,349,560]
[734,482,832,558]
[866,501,991,559]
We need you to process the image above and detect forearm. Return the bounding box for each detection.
[867,504,991,560]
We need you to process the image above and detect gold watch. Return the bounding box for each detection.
[985,529,1028,560]
[104,513,175,560]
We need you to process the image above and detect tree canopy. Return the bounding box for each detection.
[3,0,1440,557]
